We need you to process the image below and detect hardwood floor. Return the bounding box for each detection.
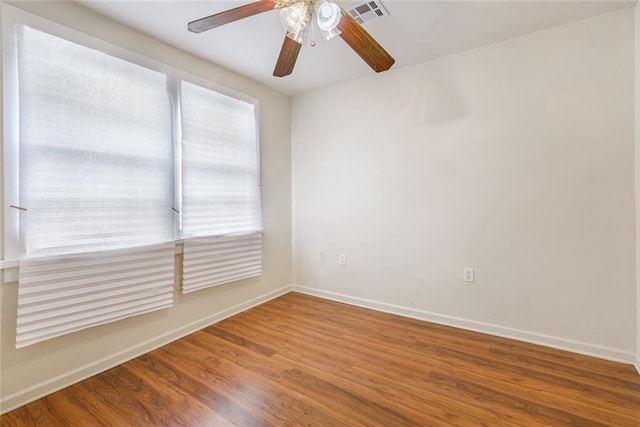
[2,291,639,426]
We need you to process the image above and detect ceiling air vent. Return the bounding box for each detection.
[346,1,389,25]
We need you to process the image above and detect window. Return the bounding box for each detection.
[181,80,261,237]
[5,21,262,260]
[3,8,262,346]
[180,81,263,293]
[17,26,175,257]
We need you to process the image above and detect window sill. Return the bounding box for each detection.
[0,259,19,269]
[2,260,19,283]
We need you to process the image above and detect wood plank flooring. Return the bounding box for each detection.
[3,291,639,426]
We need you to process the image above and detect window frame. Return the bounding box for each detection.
[1,4,262,272]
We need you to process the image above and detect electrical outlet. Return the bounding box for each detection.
[338,253,347,266]
[464,268,474,282]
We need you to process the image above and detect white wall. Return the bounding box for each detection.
[293,8,636,362]
[0,1,292,412]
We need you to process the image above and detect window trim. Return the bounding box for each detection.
[1,4,262,272]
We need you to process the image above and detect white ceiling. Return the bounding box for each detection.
[78,0,636,95]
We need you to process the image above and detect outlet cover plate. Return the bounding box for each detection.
[464,268,474,282]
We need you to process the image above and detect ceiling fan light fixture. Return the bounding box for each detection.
[286,28,308,44]
[279,3,311,43]
[316,1,341,32]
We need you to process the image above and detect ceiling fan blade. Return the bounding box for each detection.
[273,35,302,77]
[188,0,276,33]
[336,8,395,73]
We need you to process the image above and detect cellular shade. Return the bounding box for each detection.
[180,81,261,237]
[180,81,262,293]
[17,243,175,348]
[182,231,262,293]
[17,25,174,257]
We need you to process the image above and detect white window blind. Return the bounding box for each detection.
[17,25,174,257]
[17,243,175,348]
[180,81,261,237]
[182,232,262,294]
[181,81,262,292]
[13,25,176,347]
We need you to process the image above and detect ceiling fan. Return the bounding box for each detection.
[187,0,395,78]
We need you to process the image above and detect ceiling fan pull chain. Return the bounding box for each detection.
[309,11,316,47]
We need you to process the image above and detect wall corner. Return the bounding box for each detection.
[634,2,640,374]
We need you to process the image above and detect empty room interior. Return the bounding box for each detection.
[1,0,640,425]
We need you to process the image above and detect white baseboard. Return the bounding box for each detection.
[292,285,636,365]
[1,284,293,414]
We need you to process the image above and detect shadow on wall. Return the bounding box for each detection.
[403,65,468,126]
